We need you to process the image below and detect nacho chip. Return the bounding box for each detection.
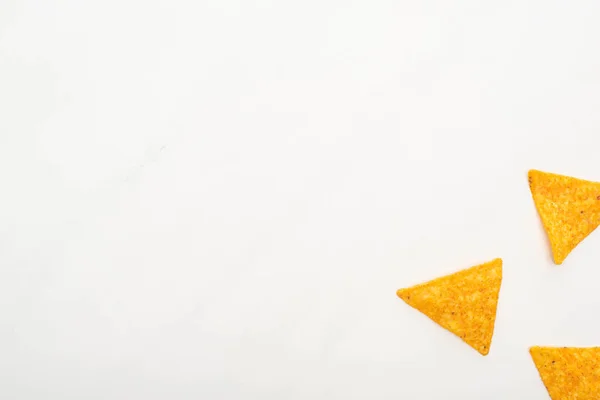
[528,169,600,264]
[530,346,600,399]
[396,258,502,355]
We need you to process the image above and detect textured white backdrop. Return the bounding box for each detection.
[2,1,600,399]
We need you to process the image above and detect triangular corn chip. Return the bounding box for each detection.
[530,346,600,399]
[396,258,502,355]
[528,169,600,264]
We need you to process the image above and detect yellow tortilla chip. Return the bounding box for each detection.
[528,169,600,264]
[530,346,600,399]
[396,258,502,356]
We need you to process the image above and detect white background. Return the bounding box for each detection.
[2,1,600,399]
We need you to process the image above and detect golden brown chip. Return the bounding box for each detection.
[528,169,600,264]
[530,346,600,399]
[396,258,502,356]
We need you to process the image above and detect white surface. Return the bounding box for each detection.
[2,1,600,399]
